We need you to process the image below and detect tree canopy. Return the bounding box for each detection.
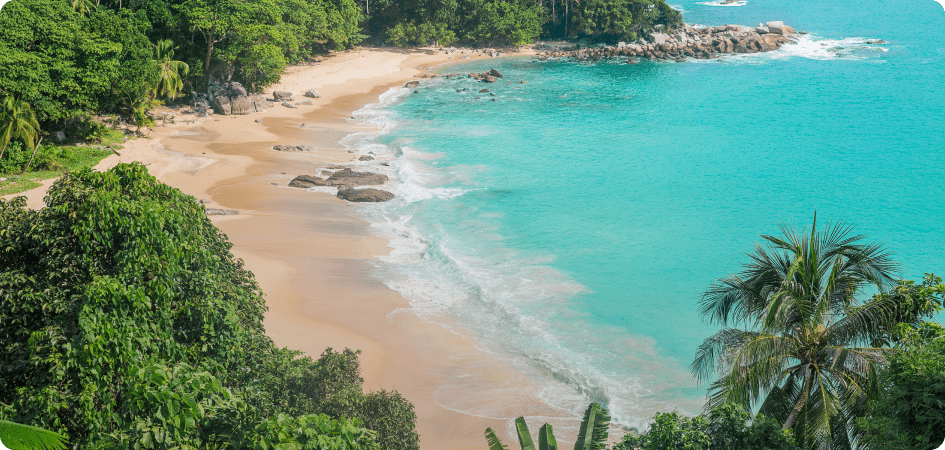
[0,163,418,449]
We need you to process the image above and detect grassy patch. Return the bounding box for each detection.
[0,145,113,196]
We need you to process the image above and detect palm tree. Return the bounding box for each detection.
[70,0,96,15]
[0,419,68,450]
[691,214,900,449]
[0,96,41,164]
[151,39,190,100]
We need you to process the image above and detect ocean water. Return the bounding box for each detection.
[341,0,945,431]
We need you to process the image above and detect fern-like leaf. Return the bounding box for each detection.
[0,420,68,450]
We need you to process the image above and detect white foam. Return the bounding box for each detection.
[697,0,747,6]
[344,81,705,432]
[772,34,889,61]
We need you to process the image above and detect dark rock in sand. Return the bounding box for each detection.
[325,168,388,187]
[273,91,294,101]
[282,102,296,108]
[358,155,374,161]
[337,188,395,202]
[404,80,420,88]
[288,175,327,188]
[273,144,316,152]
[296,100,313,105]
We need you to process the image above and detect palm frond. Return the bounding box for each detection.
[573,403,609,450]
[514,417,536,450]
[485,427,508,450]
[0,420,68,450]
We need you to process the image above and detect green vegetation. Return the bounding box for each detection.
[484,402,610,450]
[691,215,899,448]
[0,420,69,450]
[0,144,112,195]
[0,163,418,449]
[614,403,798,450]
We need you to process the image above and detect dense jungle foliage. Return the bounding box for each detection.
[0,163,419,449]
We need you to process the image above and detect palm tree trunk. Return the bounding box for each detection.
[783,366,812,430]
[22,138,42,174]
[0,142,7,162]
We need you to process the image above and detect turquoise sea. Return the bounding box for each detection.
[344,0,945,430]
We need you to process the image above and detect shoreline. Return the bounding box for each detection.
[3,46,564,449]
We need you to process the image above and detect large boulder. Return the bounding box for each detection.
[325,168,388,187]
[304,89,321,98]
[762,33,788,47]
[273,91,294,101]
[230,96,254,115]
[404,81,420,88]
[337,188,395,202]
[212,97,232,115]
[289,175,328,188]
[766,21,785,28]
[647,32,669,45]
[489,68,503,78]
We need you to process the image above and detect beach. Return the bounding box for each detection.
[3,47,559,449]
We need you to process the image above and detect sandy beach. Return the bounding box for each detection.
[3,46,574,449]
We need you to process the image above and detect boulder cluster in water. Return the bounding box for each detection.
[537,21,799,62]
[288,168,395,202]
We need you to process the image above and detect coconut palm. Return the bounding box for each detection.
[691,214,899,449]
[0,96,41,164]
[70,0,96,15]
[151,39,190,100]
[0,419,68,450]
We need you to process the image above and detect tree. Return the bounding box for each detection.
[70,0,96,15]
[614,402,798,450]
[691,214,900,449]
[151,39,190,100]
[484,403,610,450]
[0,96,40,163]
[857,321,945,450]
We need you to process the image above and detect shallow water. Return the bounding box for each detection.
[343,0,945,429]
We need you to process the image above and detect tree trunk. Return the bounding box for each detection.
[0,142,8,163]
[783,367,812,430]
[22,138,42,174]
[204,15,217,73]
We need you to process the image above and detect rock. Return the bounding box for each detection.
[288,175,328,188]
[766,21,785,28]
[273,145,316,152]
[337,188,395,202]
[282,102,296,108]
[327,165,347,170]
[212,97,232,115]
[489,68,503,78]
[206,208,240,216]
[756,26,770,34]
[484,75,497,82]
[673,32,688,43]
[255,119,263,123]
[404,80,420,88]
[53,131,66,142]
[230,96,254,115]
[617,41,627,48]
[296,100,313,105]
[358,155,374,161]
[762,33,788,47]
[273,91,294,101]
[647,32,670,45]
[304,89,321,98]
[479,89,490,93]
[325,168,388,187]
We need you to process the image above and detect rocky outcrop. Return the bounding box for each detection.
[273,145,317,152]
[536,22,797,62]
[193,80,273,116]
[288,175,327,188]
[337,188,395,202]
[324,168,388,188]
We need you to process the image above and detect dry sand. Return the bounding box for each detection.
[3,47,577,449]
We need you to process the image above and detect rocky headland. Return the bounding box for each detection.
[537,21,800,62]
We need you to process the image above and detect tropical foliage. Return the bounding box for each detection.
[151,40,190,100]
[484,402,610,450]
[0,163,418,450]
[0,420,68,450]
[0,96,40,162]
[614,402,798,450]
[691,215,901,449]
